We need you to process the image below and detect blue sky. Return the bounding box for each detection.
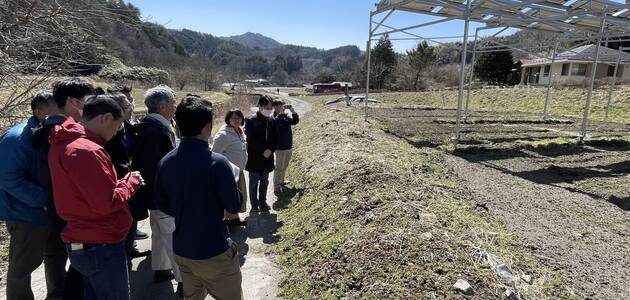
[127,0,505,52]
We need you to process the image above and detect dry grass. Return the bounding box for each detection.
[276,101,578,299]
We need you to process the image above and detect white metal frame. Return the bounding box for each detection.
[367,0,630,146]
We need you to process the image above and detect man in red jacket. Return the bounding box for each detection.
[48,95,144,299]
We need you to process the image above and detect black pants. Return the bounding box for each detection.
[125,220,138,254]
[6,221,67,300]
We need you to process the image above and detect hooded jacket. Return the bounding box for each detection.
[48,118,141,244]
[245,112,277,173]
[0,117,47,224]
[212,125,247,170]
[130,114,175,219]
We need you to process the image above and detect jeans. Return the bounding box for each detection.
[68,242,129,300]
[248,171,270,207]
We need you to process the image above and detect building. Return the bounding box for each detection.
[520,44,630,86]
[312,82,353,94]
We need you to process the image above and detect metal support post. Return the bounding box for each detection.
[365,13,373,122]
[464,28,480,119]
[454,0,472,147]
[543,42,559,120]
[579,15,606,142]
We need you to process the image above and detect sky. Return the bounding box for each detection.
[127,0,502,53]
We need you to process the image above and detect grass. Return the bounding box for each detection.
[275,99,579,299]
[307,85,630,124]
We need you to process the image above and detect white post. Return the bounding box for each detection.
[543,42,559,120]
[579,15,606,142]
[454,0,472,147]
[365,13,373,122]
[464,28,480,119]
[605,46,622,121]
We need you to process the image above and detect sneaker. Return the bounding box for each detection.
[227,218,248,226]
[251,205,261,213]
[175,282,184,297]
[128,248,151,258]
[260,202,271,211]
[153,270,175,283]
[135,229,149,240]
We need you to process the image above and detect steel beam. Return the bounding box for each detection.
[579,13,606,142]
[543,41,559,120]
[454,0,473,147]
[365,13,373,122]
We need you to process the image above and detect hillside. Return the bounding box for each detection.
[225,32,283,49]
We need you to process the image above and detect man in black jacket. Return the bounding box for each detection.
[30,78,95,300]
[272,100,299,194]
[104,93,150,264]
[131,85,182,290]
[245,96,277,212]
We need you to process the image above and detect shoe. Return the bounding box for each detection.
[260,202,271,211]
[135,229,149,240]
[128,248,151,258]
[175,282,183,297]
[227,218,247,226]
[153,270,175,283]
[251,205,260,213]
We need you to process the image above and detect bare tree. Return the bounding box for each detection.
[0,0,128,130]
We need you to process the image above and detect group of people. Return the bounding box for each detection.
[0,77,299,300]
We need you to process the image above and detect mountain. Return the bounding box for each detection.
[225,32,283,49]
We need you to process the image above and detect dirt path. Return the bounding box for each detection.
[0,95,311,300]
[444,148,630,299]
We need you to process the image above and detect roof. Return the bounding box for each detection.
[521,44,630,66]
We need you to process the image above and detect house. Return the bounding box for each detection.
[520,44,630,86]
[312,82,353,94]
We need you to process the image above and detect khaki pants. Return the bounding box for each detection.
[6,220,68,300]
[225,171,247,220]
[273,149,293,190]
[174,242,243,300]
[149,209,182,282]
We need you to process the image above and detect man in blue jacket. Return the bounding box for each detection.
[0,92,66,300]
[155,96,243,300]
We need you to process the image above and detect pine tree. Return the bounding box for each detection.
[370,35,397,89]
[407,41,437,90]
[474,51,516,85]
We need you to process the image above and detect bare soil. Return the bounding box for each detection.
[374,106,630,299]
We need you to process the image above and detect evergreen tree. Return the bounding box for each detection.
[474,51,516,85]
[407,41,436,90]
[370,35,397,89]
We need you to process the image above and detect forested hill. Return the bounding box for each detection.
[76,1,364,83]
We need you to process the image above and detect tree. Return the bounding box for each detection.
[330,56,358,82]
[271,70,289,85]
[313,70,336,83]
[474,50,516,85]
[272,55,287,73]
[286,55,303,74]
[370,35,397,89]
[407,41,436,90]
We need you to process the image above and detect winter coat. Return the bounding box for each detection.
[48,118,141,243]
[212,125,247,170]
[245,112,277,173]
[130,114,175,219]
[273,112,299,150]
[0,117,47,224]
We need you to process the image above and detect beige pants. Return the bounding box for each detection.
[273,149,293,190]
[149,209,182,282]
[225,171,247,220]
[174,242,243,300]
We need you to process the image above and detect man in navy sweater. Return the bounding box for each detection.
[155,96,243,300]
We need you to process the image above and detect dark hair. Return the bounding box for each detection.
[31,91,53,114]
[107,83,132,94]
[272,99,285,106]
[52,78,95,108]
[95,87,106,95]
[224,109,245,126]
[82,95,123,121]
[175,97,214,137]
[257,96,271,106]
